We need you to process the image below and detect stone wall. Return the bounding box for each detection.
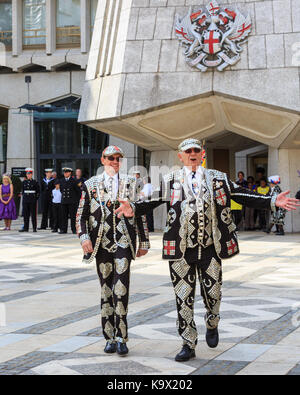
[80,0,300,122]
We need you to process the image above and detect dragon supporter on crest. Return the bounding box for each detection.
[175,0,252,72]
[116,138,300,363]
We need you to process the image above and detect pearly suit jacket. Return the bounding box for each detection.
[133,168,276,261]
[76,172,150,260]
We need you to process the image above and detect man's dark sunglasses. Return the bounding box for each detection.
[184,148,201,154]
[106,156,122,162]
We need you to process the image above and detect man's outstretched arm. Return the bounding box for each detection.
[229,178,300,211]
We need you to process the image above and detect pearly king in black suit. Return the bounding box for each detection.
[76,171,150,346]
[132,166,276,351]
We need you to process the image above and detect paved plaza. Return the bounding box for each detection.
[0,217,300,375]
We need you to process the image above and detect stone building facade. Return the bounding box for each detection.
[0,0,139,183]
[79,0,300,232]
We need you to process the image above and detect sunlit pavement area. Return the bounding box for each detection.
[0,216,300,375]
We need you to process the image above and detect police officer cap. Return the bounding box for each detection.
[25,168,34,173]
[178,138,202,152]
[45,168,53,173]
[63,167,73,172]
[102,145,124,158]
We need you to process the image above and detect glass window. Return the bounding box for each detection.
[39,121,54,154]
[0,1,12,49]
[56,0,81,48]
[23,0,46,48]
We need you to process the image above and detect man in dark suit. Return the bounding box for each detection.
[59,168,80,234]
[39,169,55,230]
[19,168,40,233]
[76,145,150,356]
[116,138,300,362]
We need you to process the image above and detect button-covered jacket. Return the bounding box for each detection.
[76,172,150,260]
[22,179,40,203]
[59,177,80,205]
[133,168,276,261]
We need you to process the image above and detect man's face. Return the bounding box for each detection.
[178,147,202,169]
[64,171,71,178]
[76,170,82,179]
[101,154,122,175]
[27,173,33,180]
[46,172,52,179]
[52,173,57,179]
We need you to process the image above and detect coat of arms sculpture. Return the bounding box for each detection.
[175,0,251,72]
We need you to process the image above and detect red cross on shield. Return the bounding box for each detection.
[203,31,222,55]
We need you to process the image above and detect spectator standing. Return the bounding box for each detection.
[231,199,243,231]
[236,171,248,188]
[257,178,270,231]
[51,180,62,233]
[244,181,255,230]
[75,169,86,208]
[39,169,54,230]
[265,176,286,236]
[140,177,154,232]
[0,175,18,230]
[133,170,144,195]
[59,167,80,234]
[19,168,40,233]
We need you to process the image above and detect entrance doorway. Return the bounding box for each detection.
[35,97,108,180]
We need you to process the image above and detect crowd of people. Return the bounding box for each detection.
[232,169,286,235]
[0,168,86,233]
[0,167,156,234]
[0,165,297,236]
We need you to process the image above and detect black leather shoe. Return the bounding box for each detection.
[33,229,37,233]
[104,341,117,354]
[38,227,46,230]
[19,229,28,233]
[206,328,219,348]
[175,345,195,362]
[59,231,67,234]
[117,342,128,356]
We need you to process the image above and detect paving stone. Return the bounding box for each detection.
[241,310,300,345]
[191,360,249,375]
[0,290,47,303]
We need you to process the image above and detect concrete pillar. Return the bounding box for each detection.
[46,0,56,55]
[81,0,91,54]
[268,146,279,176]
[12,0,22,56]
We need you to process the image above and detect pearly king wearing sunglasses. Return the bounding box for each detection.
[116,138,300,363]
[76,145,150,356]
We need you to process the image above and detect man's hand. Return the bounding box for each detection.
[82,240,94,255]
[136,249,148,258]
[115,199,134,218]
[276,191,300,211]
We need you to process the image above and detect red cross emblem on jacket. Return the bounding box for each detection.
[164,241,176,256]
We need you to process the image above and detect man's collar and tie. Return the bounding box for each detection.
[104,171,119,201]
[184,166,204,197]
